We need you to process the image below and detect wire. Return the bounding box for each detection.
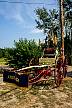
[0,0,57,5]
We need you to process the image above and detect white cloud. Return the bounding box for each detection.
[31,28,43,34]
[7,13,24,24]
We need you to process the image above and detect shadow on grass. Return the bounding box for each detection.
[32,80,58,90]
[67,71,72,77]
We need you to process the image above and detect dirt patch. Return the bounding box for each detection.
[67,66,72,72]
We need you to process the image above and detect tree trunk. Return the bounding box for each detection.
[71,21,72,65]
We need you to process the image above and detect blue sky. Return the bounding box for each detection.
[0,0,58,48]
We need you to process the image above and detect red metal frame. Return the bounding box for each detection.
[28,56,67,86]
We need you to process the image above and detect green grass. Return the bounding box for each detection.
[0,90,10,95]
[0,58,7,65]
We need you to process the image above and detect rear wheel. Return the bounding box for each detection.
[63,66,67,78]
[54,67,63,86]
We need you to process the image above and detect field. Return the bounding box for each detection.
[0,66,72,108]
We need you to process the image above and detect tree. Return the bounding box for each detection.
[6,39,42,68]
[57,0,72,64]
[35,7,60,47]
[35,7,60,48]
[0,48,6,58]
[0,48,3,58]
[63,0,72,64]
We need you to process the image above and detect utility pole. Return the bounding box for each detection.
[71,21,72,65]
[60,0,64,62]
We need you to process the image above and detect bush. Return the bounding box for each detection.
[6,39,42,68]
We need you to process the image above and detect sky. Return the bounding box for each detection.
[0,0,58,48]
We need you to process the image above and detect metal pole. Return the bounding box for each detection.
[60,0,64,62]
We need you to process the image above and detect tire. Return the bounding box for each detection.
[63,66,67,78]
[54,67,63,86]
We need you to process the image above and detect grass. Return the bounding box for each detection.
[0,74,3,77]
[0,58,7,66]
[0,90,10,95]
[0,77,72,108]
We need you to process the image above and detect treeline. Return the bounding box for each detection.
[0,39,42,68]
[0,37,72,68]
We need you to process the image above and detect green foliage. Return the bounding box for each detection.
[64,0,72,10]
[64,36,71,55]
[35,5,72,65]
[35,7,60,50]
[0,48,5,58]
[5,39,42,68]
[64,35,72,64]
[35,8,59,34]
[0,58,7,65]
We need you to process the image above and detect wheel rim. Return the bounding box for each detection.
[54,67,63,86]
